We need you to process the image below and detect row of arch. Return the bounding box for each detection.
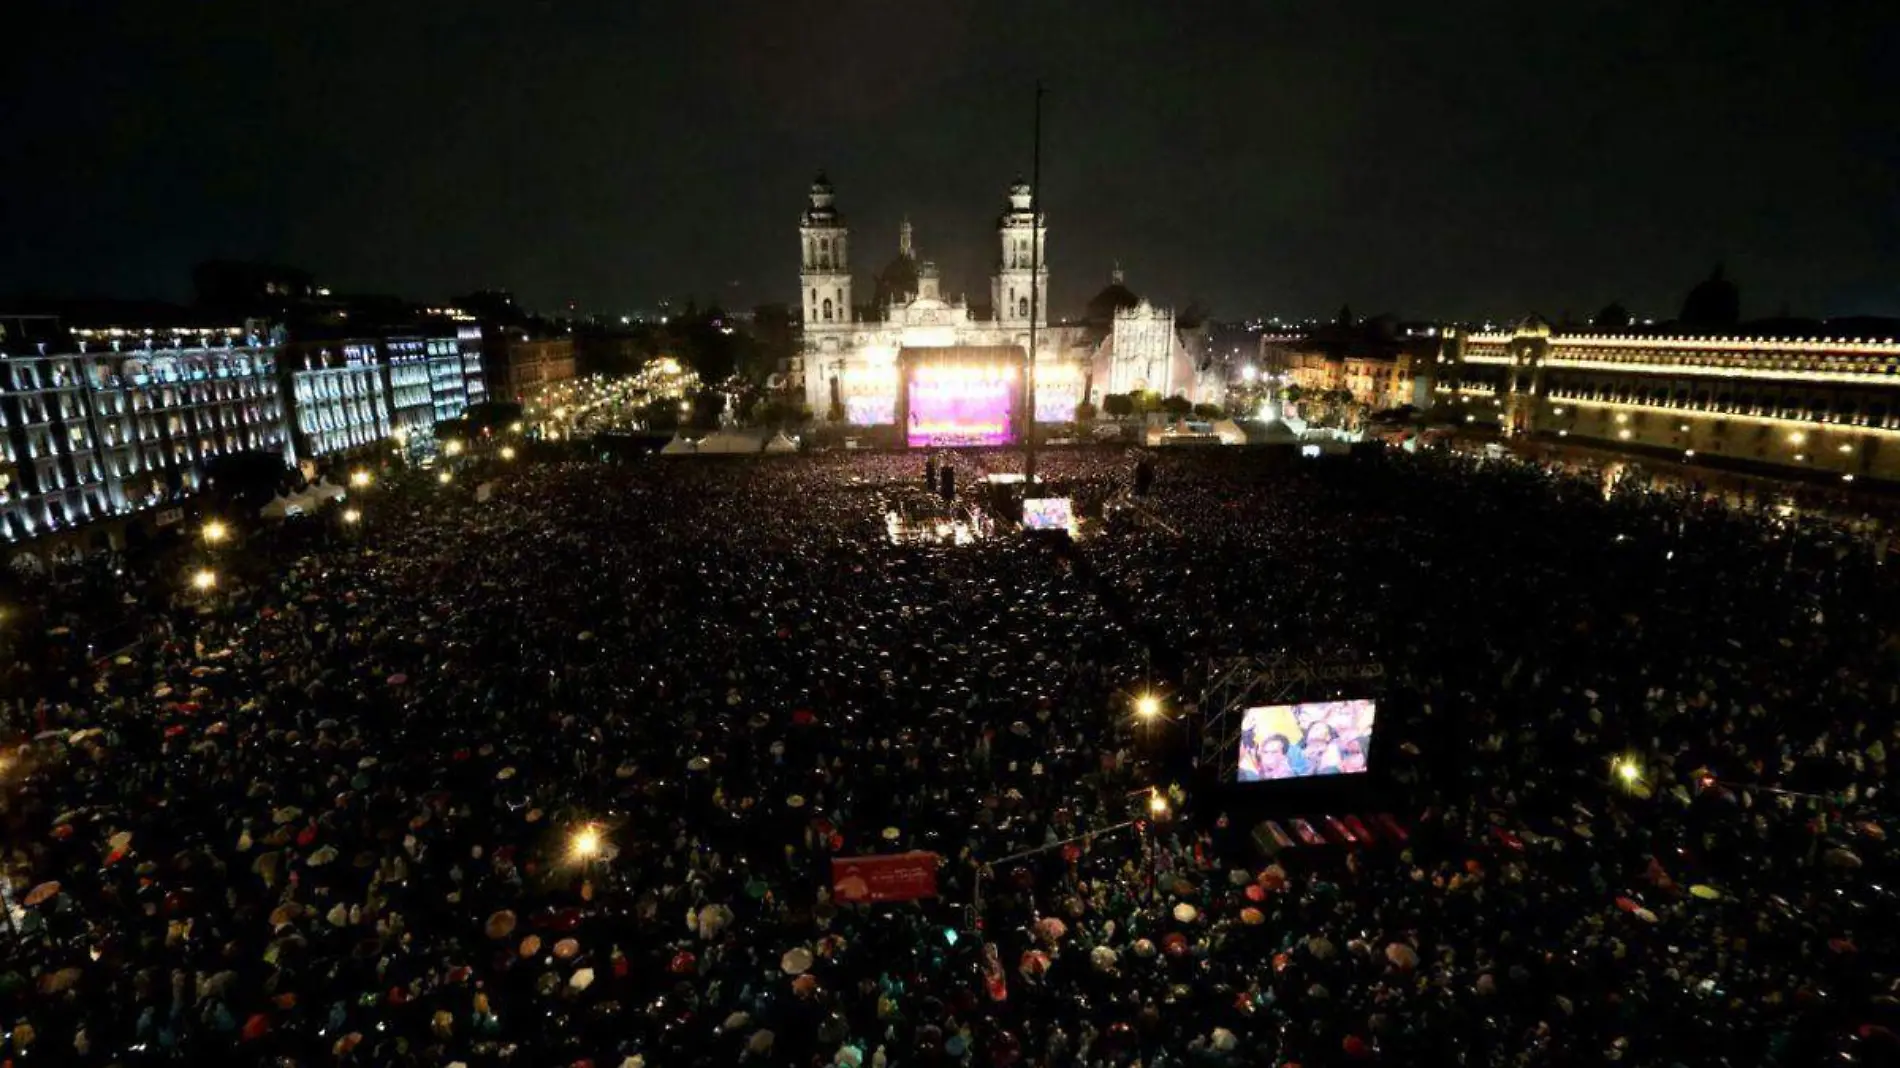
[1546,375,1900,428]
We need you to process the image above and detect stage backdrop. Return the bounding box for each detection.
[898,345,1025,448]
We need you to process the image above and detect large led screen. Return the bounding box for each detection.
[1236,699,1376,782]
[907,364,1016,447]
[1021,497,1074,531]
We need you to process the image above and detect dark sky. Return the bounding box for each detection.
[4,1,1895,323]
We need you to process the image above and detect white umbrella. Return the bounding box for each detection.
[781,947,813,975]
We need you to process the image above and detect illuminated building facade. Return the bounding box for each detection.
[1435,320,1900,480]
[288,341,390,458]
[0,332,289,541]
[485,336,576,400]
[795,174,1095,431]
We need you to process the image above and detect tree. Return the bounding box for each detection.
[1192,402,1223,420]
[1594,301,1632,328]
[686,388,725,430]
[1073,399,1097,423]
[1102,393,1134,420]
[1161,394,1193,419]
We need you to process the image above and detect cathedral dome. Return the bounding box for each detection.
[1679,265,1740,328]
[875,254,920,307]
[1083,265,1140,344]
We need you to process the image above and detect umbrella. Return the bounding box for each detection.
[1385,943,1419,969]
[38,967,83,993]
[23,881,61,907]
[792,973,819,997]
[1614,896,1641,913]
[1172,903,1198,924]
[747,1031,775,1055]
[1033,917,1067,945]
[1240,907,1265,926]
[306,845,338,867]
[1632,907,1659,924]
[271,806,303,825]
[1019,949,1051,977]
[1132,938,1156,958]
[1090,946,1118,972]
[496,767,517,781]
[787,794,806,809]
[722,1012,752,1031]
[519,935,543,958]
[553,938,580,960]
[1212,1028,1238,1052]
[1689,884,1721,901]
[687,756,710,772]
[485,910,518,939]
[696,904,734,940]
[1307,936,1337,960]
[568,968,595,992]
[781,947,813,975]
[386,674,409,686]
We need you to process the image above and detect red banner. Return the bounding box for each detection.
[830,852,940,903]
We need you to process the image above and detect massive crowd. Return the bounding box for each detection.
[0,443,1894,1066]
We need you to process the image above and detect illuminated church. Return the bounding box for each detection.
[794,173,1207,437]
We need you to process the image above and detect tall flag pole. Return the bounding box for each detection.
[1025,81,1045,486]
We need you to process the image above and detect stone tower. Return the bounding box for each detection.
[799,173,852,328]
[991,176,1047,328]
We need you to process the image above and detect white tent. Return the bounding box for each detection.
[699,429,768,454]
[307,482,347,504]
[660,435,699,455]
[764,432,799,454]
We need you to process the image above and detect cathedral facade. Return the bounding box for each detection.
[793,173,1210,431]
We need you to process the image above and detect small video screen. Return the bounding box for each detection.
[1021,497,1074,532]
[1236,699,1375,782]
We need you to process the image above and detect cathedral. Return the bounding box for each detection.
[794,173,1209,438]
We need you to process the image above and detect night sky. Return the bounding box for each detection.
[4,1,1895,323]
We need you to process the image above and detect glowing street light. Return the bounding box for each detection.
[1148,788,1169,817]
[1612,756,1643,789]
[571,824,603,862]
[444,439,464,456]
[437,471,453,485]
[202,519,229,545]
[342,508,361,525]
[1135,693,1162,720]
[349,469,373,488]
[499,445,516,461]
[509,421,524,433]
[191,568,217,592]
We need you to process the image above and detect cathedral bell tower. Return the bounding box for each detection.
[799,172,852,328]
[991,176,1047,328]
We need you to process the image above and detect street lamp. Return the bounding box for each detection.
[1135,693,1162,721]
[191,568,217,592]
[342,508,361,525]
[349,469,373,489]
[202,519,228,545]
[1148,788,1169,817]
[437,471,453,485]
[571,824,602,862]
[444,439,464,457]
[499,446,516,461]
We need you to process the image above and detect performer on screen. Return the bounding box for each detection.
[1241,731,1296,780]
[1299,721,1345,775]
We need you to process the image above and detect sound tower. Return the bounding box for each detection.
[1135,458,1154,497]
[939,465,956,503]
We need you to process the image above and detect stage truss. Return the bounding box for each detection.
[1200,653,1387,780]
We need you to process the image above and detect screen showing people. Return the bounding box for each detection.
[1237,699,1375,782]
[1022,497,1074,532]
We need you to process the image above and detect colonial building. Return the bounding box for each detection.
[1260,317,1436,413]
[1435,320,1900,481]
[794,174,1209,432]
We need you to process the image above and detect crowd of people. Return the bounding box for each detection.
[0,442,1893,1066]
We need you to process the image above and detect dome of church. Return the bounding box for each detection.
[1679,265,1740,328]
[1083,265,1140,344]
[875,255,919,307]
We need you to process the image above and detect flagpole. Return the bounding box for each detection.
[1025,81,1044,486]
